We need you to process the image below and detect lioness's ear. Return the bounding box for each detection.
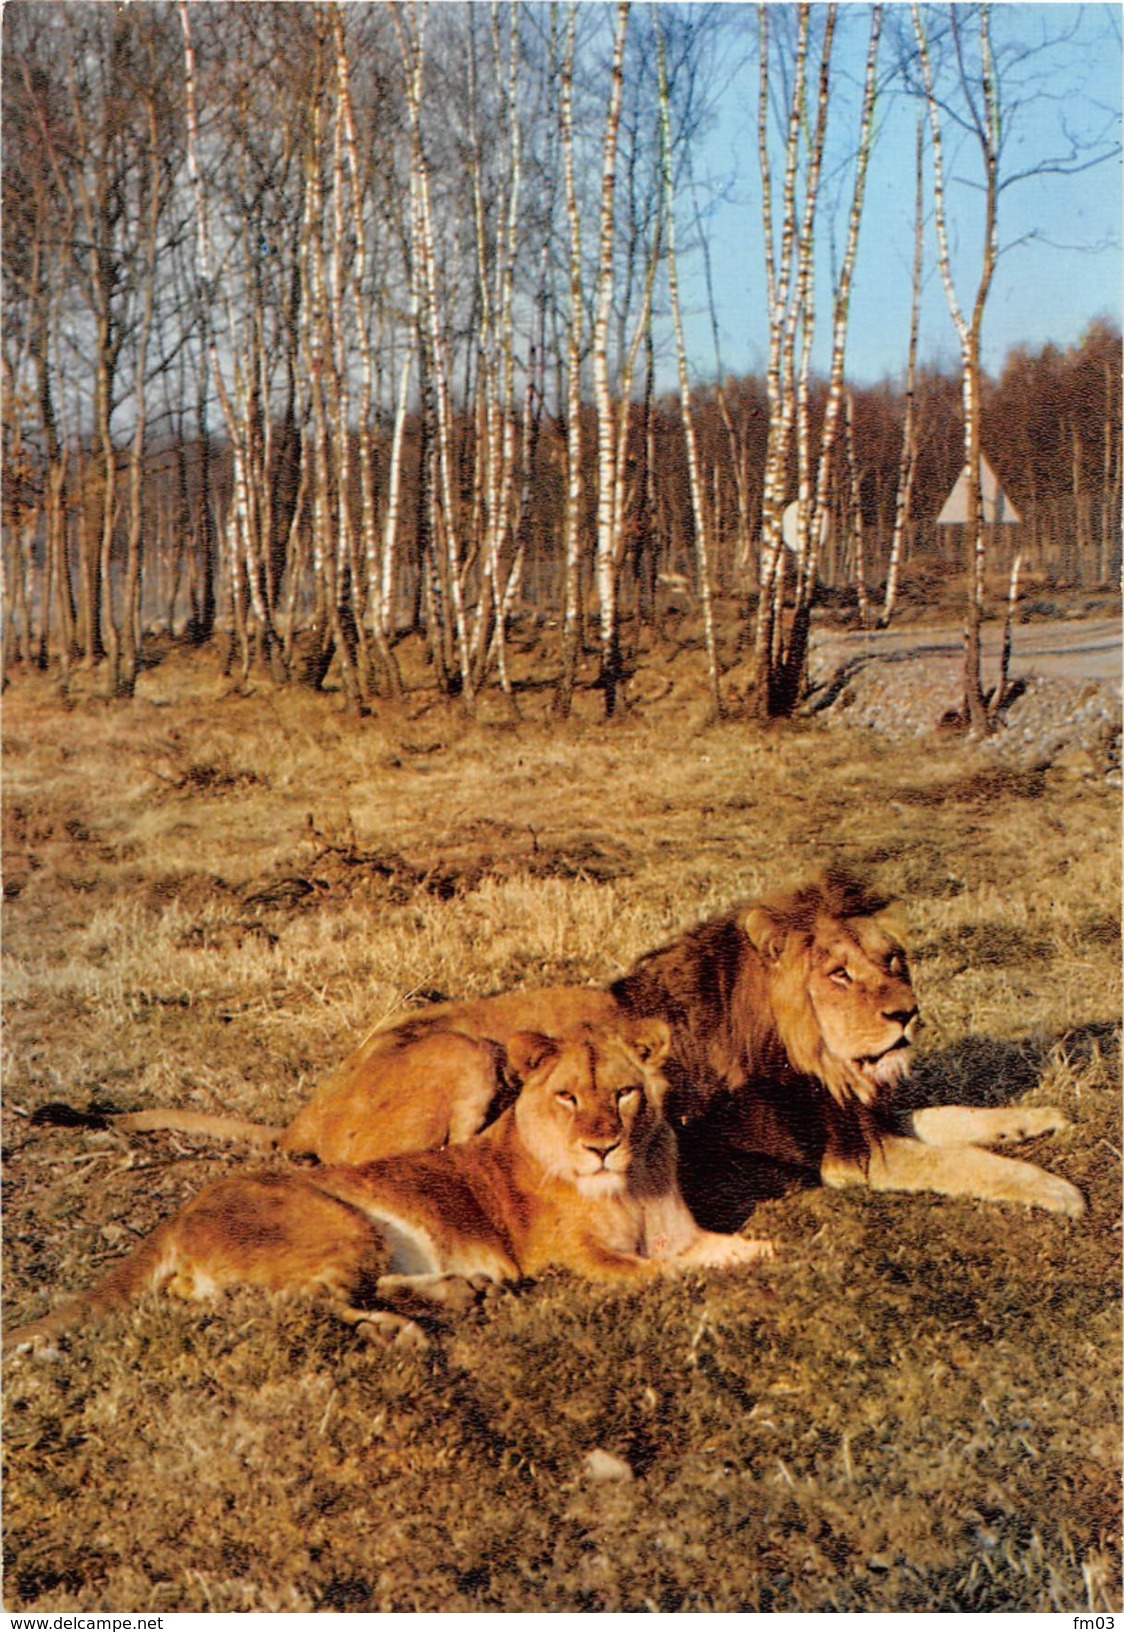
[506,1031,561,1082]
[627,1018,671,1069]
[742,904,788,964]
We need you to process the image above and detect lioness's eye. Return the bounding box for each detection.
[888,952,905,976]
[828,967,852,985]
[555,1091,578,1109]
[617,1086,641,1106]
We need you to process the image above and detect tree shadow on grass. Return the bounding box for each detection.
[892,1020,1119,1116]
[677,1020,1118,1234]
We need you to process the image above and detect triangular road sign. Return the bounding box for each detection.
[937,455,1021,524]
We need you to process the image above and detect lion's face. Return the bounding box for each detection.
[744,898,919,1107]
[510,1022,672,1196]
[803,916,918,1093]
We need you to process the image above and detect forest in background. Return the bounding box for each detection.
[3,2,1120,718]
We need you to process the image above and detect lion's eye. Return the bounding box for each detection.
[888,952,906,976]
[617,1086,641,1106]
[554,1091,578,1110]
[828,967,852,986]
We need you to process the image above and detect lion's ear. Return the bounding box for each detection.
[626,1018,671,1069]
[741,905,788,964]
[506,1032,561,1082]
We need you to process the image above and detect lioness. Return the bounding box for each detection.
[5,1022,774,1356]
[35,871,1085,1222]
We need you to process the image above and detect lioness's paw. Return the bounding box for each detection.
[355,1310,430,1352]
[421,1275,484,1314]
[735,1235,776,1263]
[375,1271,498,1313]
[467,1273,508,1303]
[696,1233,776,1269]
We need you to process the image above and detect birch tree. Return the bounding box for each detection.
[904,2,1117,723]
[773,3,880,716]
[590,0,630,718]
[332,5,402,699]
[751,1,812,713]
[116,52,172,697]
[881,114,925,626]
[749,4,880,718]
[556,3,585,717]
[180,0,289,683]
[843,389,870,629]
[656,18,720,718]
[751,2,832,716]
[4,19,75,675]
[464,3,523,702]
[394,0,475,707]
[909,1,996,734]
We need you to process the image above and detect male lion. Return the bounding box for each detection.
[35,870,1084,1223]
[5,1022,773,1356]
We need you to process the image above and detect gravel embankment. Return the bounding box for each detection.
[805,648,1121,785]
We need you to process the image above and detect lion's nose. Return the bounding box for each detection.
[583,1138,620,1163]
[885,1005,919,1030]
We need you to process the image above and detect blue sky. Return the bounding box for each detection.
[679,2,1122,386]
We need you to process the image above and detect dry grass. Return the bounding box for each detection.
[2,635,1120,1613]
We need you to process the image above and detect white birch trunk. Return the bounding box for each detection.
[657,25,720,718]
[883,115,925,626]
[591,0,630,716]
[753,1,810,700]
[333,4,400,695]
[302,100,359,709]
[803,5,876,597]
[381,345,414,639]
[179,0,273,678]
[557,4,584,715]
[394,1,475,706]
[118,93,164,695]
[788,6,836,592]
[995,548,1021,713]
[844,390,870,629]
[465,5,521,699]
[329,74,372,708]
[911,0,997,734]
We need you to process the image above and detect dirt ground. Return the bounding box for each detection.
[2,625,1120,1613]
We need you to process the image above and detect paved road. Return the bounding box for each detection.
[811,616,1121,688]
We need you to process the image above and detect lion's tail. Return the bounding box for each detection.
[30,1103,284,1149]
[3,1222,180,1357]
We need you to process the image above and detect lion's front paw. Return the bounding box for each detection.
[992,1106,1071,1143]
[1029,1171,1087,1219]
[911,1103,1074,1149]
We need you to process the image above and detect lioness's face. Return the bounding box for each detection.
[514,1033,665,1196]
[804,916,919,1092]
